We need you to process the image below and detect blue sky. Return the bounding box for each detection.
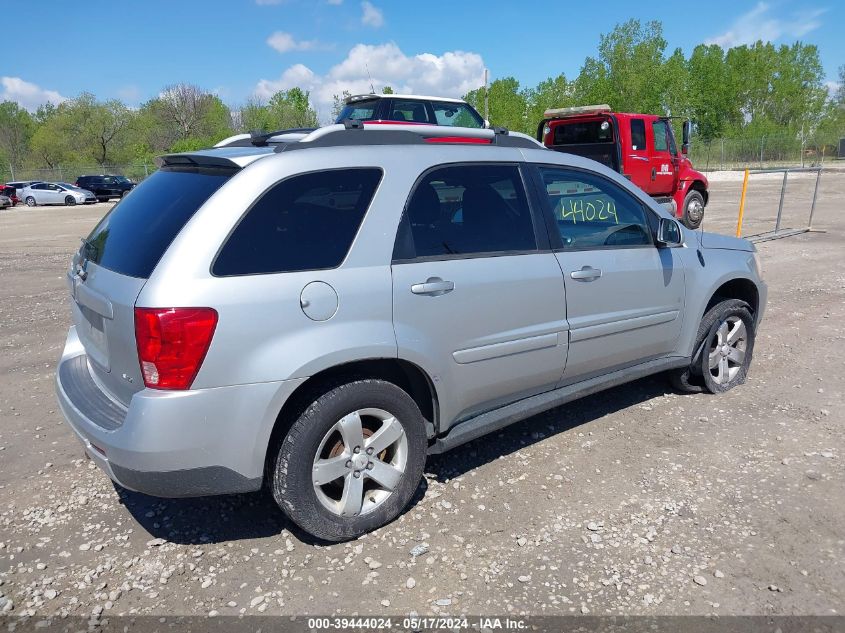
[2,0,842,119]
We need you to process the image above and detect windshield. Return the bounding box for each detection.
[336,99,379,122]
[431,101,484,128]
[59,183,78,190]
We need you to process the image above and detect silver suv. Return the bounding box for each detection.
[56,123,766,542]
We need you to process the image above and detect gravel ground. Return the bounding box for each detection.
[0,173,843,619]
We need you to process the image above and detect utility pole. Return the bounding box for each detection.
[483,68,489,124]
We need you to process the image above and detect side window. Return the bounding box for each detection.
[396,164,537,259]
[385,100,431,124]
[213,168,383,276]
[537,166,652,249]
[652,120,668,152]
[630,119,646,151]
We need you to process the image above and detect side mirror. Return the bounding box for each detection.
[483,119,490,129]
[657,217,683,246]
[682,119,691,145]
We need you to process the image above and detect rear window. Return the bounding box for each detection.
[552,119,614,145]
[213,168,382,276]
[336,100,379,122]
[83,167,233,278]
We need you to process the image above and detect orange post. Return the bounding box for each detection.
[736,169,749,237]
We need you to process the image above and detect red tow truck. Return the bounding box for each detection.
[537,105,709,229]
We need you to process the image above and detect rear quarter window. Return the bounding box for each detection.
[83,167,234,278]
[213,168,383,276]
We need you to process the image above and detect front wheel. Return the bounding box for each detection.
[670,299,755,394]
[271,379,427,542]
[681,190,705,229]
[65,195,76,206]
[25,196,36,207]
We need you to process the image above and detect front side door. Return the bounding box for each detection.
[529,164,685,383]
[649,119,677,196]
[625,117,652,190]
[391,163,568,428]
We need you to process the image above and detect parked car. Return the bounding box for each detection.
[0,194,11,209]
[75,175,135,201]
[56,122,766,542]
[537,104,709,229]
[336,93,487,128]
[22,182,97,206]
[6,180,40,200]
[1,185,19,206]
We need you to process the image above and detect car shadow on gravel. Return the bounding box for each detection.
[114,477,430,547]
[426,373,675,482]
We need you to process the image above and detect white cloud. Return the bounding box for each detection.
[266,31,324,53]
[254,42,485,121]
[0,76,66,111]
[361,1,384,28]
[116,85,141,103]
[706,2,825,48]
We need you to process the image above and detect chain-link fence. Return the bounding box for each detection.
[689,134,841,171]
[1,162,155,185]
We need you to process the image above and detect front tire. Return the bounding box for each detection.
[670,299,755,394]
[271,379,427,542]
[681,190,705,229]
[65,195,76,206]
[25,196,36,207]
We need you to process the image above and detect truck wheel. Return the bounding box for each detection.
[670,299,755,394]
[682,190,705,229]
[271,379,427,542]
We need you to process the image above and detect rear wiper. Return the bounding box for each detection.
[79,236,98,260]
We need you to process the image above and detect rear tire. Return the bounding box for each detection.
[25,196,36,207]
[682,190,705,229]
[271,379,427,542]
[670,298,755,394]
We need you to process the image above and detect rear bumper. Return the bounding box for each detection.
[55,326,305,497]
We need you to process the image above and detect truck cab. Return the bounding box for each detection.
[537,105,708,229]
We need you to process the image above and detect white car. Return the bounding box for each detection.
[22,182,97,206]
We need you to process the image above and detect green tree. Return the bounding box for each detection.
[465,77,528,133]
[0,101,35,173]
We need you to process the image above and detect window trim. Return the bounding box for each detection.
[391,161,548,265]
[525,163,658,253]
[210,166,385,278]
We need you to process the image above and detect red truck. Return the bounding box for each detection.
[537,105,708,229]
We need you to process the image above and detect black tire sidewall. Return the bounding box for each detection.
[683,190,705,229]
[26,197,35,207]
[65,196,76,206]
[272,380,427,542]
[699,300,755,394]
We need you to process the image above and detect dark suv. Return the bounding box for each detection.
[75,175,135,202]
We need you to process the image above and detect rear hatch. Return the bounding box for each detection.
[68,163,236,406]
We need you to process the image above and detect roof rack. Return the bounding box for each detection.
[270,122,545,152]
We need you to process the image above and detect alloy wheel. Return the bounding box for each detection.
[312,408,408,518]
[707,316,747,384]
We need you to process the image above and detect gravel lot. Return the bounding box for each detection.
[0,171,843,619]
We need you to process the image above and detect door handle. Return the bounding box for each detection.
[570,266,602,281]
[411,277,455,296]
[651,167,657,180]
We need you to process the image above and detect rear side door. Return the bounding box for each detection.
[649,119,677,196]
[528,164,685,383]
[391,163,568,428]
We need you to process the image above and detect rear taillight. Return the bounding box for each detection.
[134,307,218,390]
